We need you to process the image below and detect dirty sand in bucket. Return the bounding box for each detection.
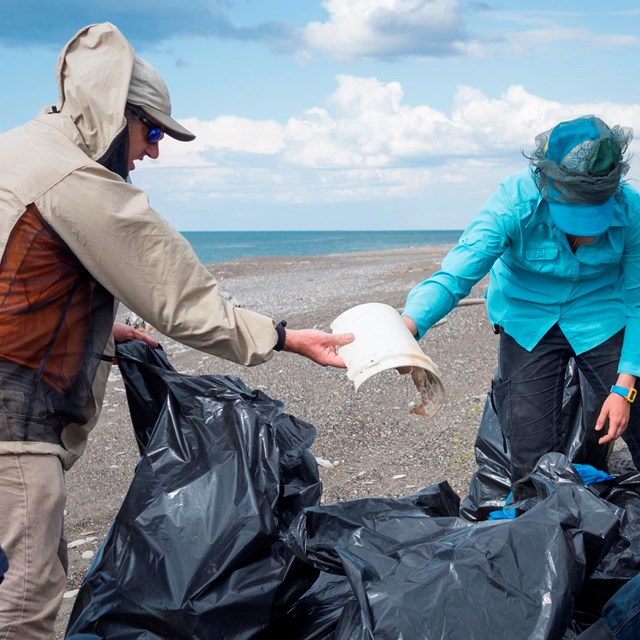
[330,303,445,419]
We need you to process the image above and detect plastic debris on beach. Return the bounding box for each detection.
[331,303,445,419]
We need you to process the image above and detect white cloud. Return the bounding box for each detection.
[501,26,640,56]
[592,34,640,48]
[149,76,640,208]
[303,0,471,61]
[197,116,285,154]
[484,10,640,56]
[148,115,286,171]
[293,3,640,63]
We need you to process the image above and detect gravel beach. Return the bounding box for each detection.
[53,243,632,636]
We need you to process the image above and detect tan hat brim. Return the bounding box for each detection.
[140,104,195,142]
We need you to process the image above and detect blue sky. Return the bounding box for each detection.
[2,1,640,231]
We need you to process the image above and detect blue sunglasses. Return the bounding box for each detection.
[128,105,165,144]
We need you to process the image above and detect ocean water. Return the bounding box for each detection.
[182,230,462,264]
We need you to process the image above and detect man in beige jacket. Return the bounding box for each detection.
[0,23,351,638]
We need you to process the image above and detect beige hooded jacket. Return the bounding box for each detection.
[0,23,277,468]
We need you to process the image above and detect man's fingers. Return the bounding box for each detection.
[332,332,354,346]
[323,353,347,368]
[141,334,159,347]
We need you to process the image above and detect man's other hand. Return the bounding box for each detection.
[112,322,159,348]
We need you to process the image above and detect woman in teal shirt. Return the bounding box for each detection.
[402,115,640,500]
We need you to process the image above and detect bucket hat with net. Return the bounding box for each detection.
[529,115,633,236]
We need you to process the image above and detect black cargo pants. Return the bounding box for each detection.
[491,324,640,500]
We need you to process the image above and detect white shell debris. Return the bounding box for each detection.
[68,536,98,549]
[68,539,87,549]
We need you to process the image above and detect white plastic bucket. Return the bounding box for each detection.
[330,303,445,419]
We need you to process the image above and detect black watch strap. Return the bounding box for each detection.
[274,320,287,351]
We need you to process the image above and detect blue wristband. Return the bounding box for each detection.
[610,385,637,403]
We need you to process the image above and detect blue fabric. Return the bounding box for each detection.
[487,492,517,520]
[601,573,640,640]
[573,464,614,486]
[488,467,613,521]
[403,168,640,376]
[0,545,7,586]
[546,116,612,166]
[488,466,614,521]
[549,197,614,237]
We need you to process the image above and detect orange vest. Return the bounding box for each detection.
[0,205,114,443]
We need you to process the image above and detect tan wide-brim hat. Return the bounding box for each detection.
[127,56,195,142]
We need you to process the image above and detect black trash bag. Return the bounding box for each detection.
[286,453,620,640]
[457,357,640,630]
[461,359,610,521]
[282,571,353,640]
[282,482,462,639]
[114,341,178,454]
[65,340,321,639]
[589,471,640,583]
[571,471,640,628]
[286,481,463,574]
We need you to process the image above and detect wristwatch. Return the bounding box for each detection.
[273,320,287,352]
[610,385,637,403]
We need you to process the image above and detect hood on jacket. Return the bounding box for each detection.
[53,22,135,166]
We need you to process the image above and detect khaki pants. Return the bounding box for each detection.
[0,454,67,640]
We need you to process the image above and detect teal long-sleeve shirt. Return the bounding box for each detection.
[402,168,640,377]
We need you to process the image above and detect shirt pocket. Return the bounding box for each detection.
[579,243,623,268]
[524,243,559,273]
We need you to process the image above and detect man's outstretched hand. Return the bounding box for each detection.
[282,328,354,367]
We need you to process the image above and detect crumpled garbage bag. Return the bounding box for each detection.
[65,342,637,640]
[282,482,463,639]
[461,359,612,522]
[65,340,321,639]
[570,470,640,629]
[458,359,640,633]
[284,453,620,640]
